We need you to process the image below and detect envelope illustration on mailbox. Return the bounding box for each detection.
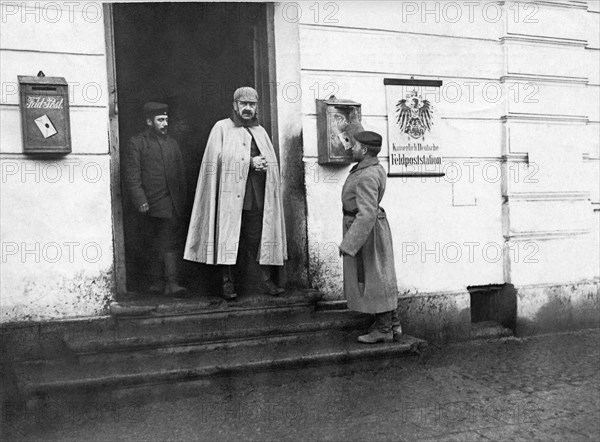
[34,114,58,138]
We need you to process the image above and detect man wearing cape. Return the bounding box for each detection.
[184,87,287,299]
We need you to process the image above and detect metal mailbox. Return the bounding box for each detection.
[316,96,363,165]
[19,73,71,154]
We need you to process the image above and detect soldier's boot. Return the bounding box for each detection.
[163,252,189,298]
[221,266,238,300]
[368,308,402,339]
[358,330,393,344]
[148,254,165,293]
[359,311,393,344]
[261,266,284,296]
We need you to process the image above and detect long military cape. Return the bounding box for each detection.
[184,118,287,265]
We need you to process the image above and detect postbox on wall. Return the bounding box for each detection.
[19,73,71,154]
[316,96,363,165]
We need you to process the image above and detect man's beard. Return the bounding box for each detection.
[152,126,168,136]
[232,108,259,126]
[236,107,257,120]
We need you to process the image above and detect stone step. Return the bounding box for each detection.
[17,330,426,408]
[64,309,374,355]
[316,299,348,311]
[7,290,428,411]
[110,288,322,318]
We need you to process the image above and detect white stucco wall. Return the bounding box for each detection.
[274,0,599,303]
[1,1,597,327]
[0,2,114,322]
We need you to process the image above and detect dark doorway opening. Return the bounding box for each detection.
[112,2,271,295]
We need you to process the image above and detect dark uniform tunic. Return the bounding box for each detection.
[125,129,187,252]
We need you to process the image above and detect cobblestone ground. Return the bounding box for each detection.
[5,329,600,441]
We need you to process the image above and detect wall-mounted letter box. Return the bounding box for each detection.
[316,96,362,165]
[19,74,71,154]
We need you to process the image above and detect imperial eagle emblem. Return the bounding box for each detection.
[395,91,434,140]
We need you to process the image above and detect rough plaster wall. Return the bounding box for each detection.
[294,1,599,312]
[516,281,600,335]
[273,6,309,286]
[0,156,115,321]
[1,2,597,324]
[0,3,114,322]
[297,1,506,297]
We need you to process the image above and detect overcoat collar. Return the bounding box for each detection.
[349,156,380,174]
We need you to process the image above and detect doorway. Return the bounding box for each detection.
[111,2,272,295]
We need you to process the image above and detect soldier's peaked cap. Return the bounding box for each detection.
[233,87,258,102]
[354,131,382,148]
[143,102,168,118]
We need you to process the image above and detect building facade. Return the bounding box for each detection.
[1,1,598,337]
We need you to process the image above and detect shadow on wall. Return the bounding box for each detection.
[516,281,600,336]
[397,291,471,344]
[282,132,309,287]
[398,282,599,343]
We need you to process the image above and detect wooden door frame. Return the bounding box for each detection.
[254,3,279,154]
[104,4,127,295]
[103,3,279,296]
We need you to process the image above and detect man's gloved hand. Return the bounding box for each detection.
[138,203,149,213]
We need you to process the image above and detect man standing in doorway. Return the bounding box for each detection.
[125,102,188,298]
[184,87,286,300]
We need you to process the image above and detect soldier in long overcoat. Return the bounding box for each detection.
[124,102,188,297]
[184,87,287,299]
[339,131,402,343]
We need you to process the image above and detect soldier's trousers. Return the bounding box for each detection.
[142,215,183,253]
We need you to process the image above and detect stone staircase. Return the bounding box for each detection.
[5,289,426,410]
